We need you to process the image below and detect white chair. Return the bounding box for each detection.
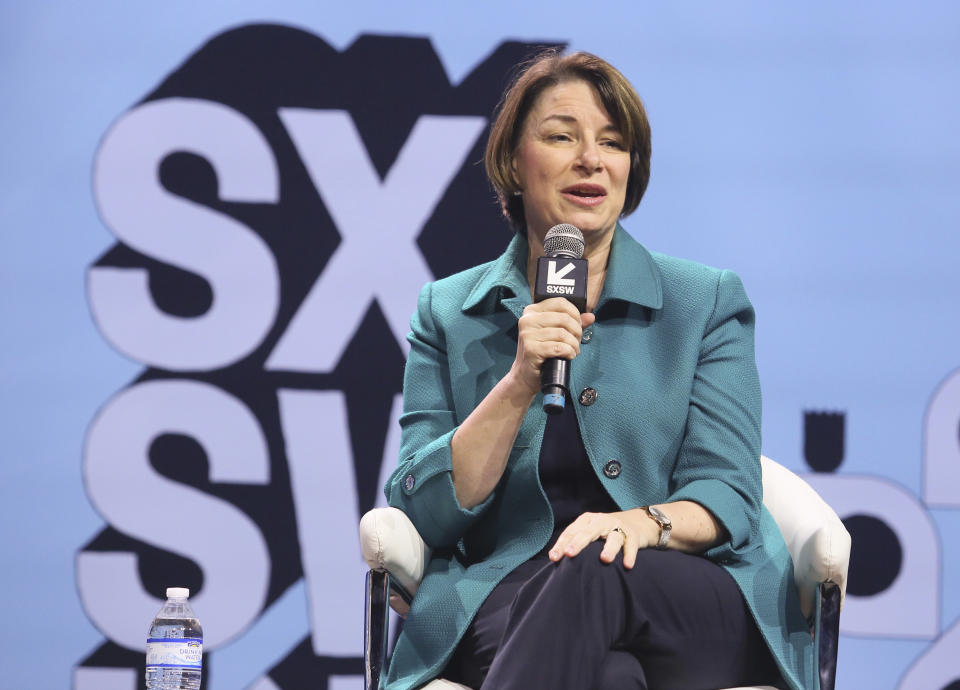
[360,456,850,690]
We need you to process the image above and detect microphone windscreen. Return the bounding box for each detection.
[543,224,584,259]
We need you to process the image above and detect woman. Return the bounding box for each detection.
[385,50,815,690]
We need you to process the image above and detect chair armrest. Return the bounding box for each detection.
[359,507,432,600]
[760,456,851,619]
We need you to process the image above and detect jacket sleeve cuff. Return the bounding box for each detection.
[387,428,494,547]
[667,478,759,561]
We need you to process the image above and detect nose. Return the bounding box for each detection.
[576,139,602,172]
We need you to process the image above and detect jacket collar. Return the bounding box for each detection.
[600,224,663,311]
[461,224,663,317]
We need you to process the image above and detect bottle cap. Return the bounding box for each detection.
[166,587,190,599]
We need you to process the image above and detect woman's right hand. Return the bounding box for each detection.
[449,298,595,509]
[509,298,597,396]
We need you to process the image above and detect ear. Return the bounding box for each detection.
[510,155,522,191]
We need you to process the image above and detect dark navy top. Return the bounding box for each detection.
[538,393,618,539]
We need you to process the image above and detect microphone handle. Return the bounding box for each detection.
[541,358,570,415]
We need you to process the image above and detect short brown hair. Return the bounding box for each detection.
[484,49,652,230]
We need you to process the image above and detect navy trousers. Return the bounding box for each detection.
[444,543,784,690]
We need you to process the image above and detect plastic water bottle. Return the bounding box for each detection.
[145,587,203,689]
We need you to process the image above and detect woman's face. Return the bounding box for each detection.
[512,79,630,245]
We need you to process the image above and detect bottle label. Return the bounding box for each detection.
[145,638,203,669]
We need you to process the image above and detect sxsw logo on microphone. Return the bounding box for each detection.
[534,256,588,311]
[76,24,555,690]
[545,260,577,294]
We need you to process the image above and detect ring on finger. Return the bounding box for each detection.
[610,526,626,539]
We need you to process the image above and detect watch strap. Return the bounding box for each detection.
[646,505,672,550]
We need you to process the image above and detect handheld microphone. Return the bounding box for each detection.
[533,224,588,414]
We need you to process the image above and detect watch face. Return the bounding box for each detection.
[648,506,671,526]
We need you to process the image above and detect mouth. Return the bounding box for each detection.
[561,183,607,207]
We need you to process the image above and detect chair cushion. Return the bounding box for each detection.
[359,506,431,598]
[760,456,851,617]
[422,680,471,689]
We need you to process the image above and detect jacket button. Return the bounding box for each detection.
[581,329,593,343]
[603,460,622,479]
[403,474,416,491]
[579,387,598,406]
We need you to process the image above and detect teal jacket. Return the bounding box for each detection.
[385,226,816,690]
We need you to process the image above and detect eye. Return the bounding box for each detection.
[601,138,626,150]
[548,132,573,143]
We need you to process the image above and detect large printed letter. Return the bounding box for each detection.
[899,615,960,689]
[805,473,940,638]
[89,98,280,370]
[267,110,485,372]
[278,389,366,655]
[924,367,960,507]
[78,380,271,650]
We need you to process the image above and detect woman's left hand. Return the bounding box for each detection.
[548,509,660,569]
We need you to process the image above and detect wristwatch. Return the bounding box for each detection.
[645,505,672,550]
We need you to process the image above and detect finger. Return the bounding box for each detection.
[523,340,579,367]
[528,328,582,357]
[528,325,583,346]
[519,310,584,339]
[518,314,583,343]
[389,593,410,618]
[518,326,583,357]
[549,518,584,560]
[622,533,639,570]
[551,512,606,560]
[548,530,570,561]
[599,531,623,563]
[562,525,602,558]
[527,297,583,320]
[580,312,596,328]
[544,340,578,361]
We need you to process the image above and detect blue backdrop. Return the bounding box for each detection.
[2,2,959,688]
